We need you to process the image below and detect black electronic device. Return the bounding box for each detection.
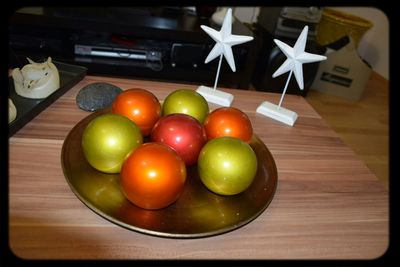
[9,7,258,89]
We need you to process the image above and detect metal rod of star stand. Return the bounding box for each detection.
[213,54,224,91]
[278,69,293,109]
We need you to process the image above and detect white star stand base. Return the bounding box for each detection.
[256,101,298,126]
[196,85,234,107]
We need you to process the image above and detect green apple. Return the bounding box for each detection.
[162,89,209,123]
[82,113,143,173]
[198,137,258,195]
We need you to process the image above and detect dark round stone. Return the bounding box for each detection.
[76,82,123,112]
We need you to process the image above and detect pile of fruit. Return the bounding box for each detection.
[81,88,258,210]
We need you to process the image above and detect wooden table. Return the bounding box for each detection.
[9,75,388,259]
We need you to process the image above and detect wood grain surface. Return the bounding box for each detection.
[9,75,388,259]
[307,71,389,189]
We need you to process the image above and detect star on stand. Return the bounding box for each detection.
[256,25,327,126]
[196,8,254,107]
[201,8,253,72]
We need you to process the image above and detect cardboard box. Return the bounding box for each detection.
[311,38,371,101]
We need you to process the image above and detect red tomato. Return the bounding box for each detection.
[203,107,253,142]
[112,88,161,136]
[120,143,187,210]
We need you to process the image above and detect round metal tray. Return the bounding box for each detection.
[61,110,278,238]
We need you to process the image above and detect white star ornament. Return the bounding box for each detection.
[201,9,253,72]
[256,25,327,126]
[272,26,326,90]
[196,8,254,107]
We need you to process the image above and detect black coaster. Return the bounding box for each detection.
[76,82,123,112]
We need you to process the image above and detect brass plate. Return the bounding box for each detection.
[61,110,278,238]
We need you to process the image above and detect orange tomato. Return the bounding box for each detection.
[112,88,161,136]
[120,143,187,210]
[203,107,253,142]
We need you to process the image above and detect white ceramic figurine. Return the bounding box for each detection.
[12,57,60,99]
[9,98,17,123]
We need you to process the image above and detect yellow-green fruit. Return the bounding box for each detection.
[198,137,257,195]
[162,89,209,123]
[82,113,142,173]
